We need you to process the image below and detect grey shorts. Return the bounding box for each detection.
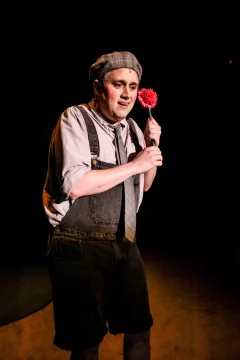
[47,233,153,351]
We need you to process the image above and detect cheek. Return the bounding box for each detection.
[107,88,118,102]
[132,92,138,101]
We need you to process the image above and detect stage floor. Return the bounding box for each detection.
[0,245,239,360]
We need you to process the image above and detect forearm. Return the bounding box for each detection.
[69,162,136,199]
[144,166,157,191]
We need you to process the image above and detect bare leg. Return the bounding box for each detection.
[123,330,151,360]
[70,344,99,360]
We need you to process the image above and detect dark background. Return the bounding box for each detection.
[11,2,238,261]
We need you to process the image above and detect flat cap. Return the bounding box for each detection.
[89,51,142,84]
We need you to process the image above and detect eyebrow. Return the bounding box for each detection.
[114,79,139,86]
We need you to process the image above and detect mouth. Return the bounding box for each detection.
[118,102,129,108]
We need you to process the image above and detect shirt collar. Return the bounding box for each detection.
[87,100,128,132]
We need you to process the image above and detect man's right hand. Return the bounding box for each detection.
[132,146,163,174]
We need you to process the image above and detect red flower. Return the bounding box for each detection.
[137,88,158,109]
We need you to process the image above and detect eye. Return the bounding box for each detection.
[130,85,138,91]
[114,82,123,88]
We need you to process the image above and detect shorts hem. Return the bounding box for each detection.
[53,331,107,351]
[109,319,153,336]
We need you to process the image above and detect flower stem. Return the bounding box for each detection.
[148,108,152,118]
[148,108,156,146]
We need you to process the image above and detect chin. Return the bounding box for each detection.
[116,109,129,118]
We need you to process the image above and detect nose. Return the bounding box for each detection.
[121,86,131,98]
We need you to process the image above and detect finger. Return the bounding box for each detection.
[147,117,154,125]
[149,118,159,126]
[156,151,163,162]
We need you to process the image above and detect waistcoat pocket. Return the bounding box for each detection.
[91,183,122,226]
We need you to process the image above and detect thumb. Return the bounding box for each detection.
[147,116,153,124]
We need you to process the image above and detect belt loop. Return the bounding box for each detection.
[112,241,124,264]
[78,239,83,253]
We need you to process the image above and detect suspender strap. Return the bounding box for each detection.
[126,117,143,153]
[78,106,100,157]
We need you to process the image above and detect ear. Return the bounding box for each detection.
[94,80,101,96]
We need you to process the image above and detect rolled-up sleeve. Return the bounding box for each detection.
[54,106,91,199]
